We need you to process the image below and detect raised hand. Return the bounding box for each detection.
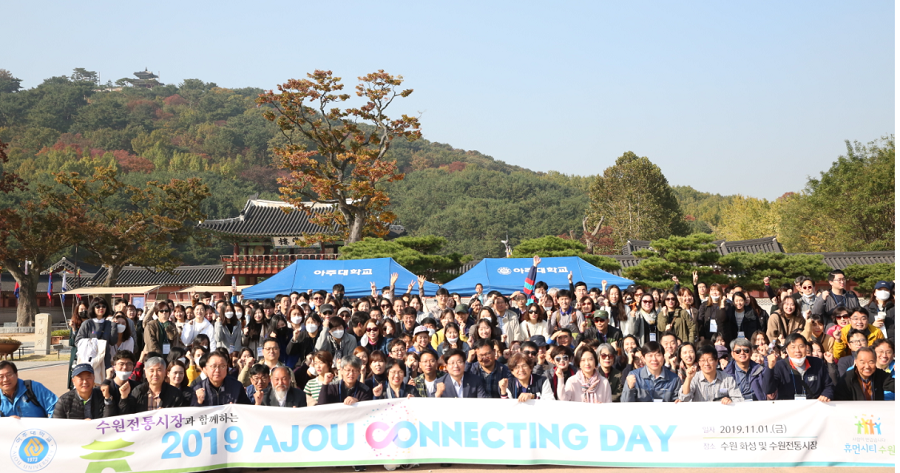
[390,273,399,285]
[824,351,834,364]
[626,374,637,389]
[407,280,415,291]
[533,255,541,267]
[417,275,426,286]
[435,383,446,397]
[601,280,607,289]
[767,353,778,369]
[498,378,509,395]
[372,383,384,398]
[692,270,699,285]
[254,389,265,405]
[763,276,770,285]
[119,382,131,399]
[195,388,206,405]
[106,367,115,380]
[568,272,574,283]
[100,384,111,399]
[323,372,334,384]
[671,276,679,284]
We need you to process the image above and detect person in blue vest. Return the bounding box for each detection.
[0,361,57,418]
[770,333,834,402]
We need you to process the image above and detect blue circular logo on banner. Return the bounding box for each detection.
[498,267,512,275]
[10,430,57,471]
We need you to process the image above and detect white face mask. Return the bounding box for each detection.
[235,311,243,318]
[291,316,303,325]
[543,305,553,312]
[876,290,891,301]
[115,370,130,381]
[789,356,807,367]
[195,356,202,365]
[306,324,318,333]
[331,329,344,340]
[711,295,720,302]
[446,336,459,343]
[116,324,126,333]
[428,328,436,337]
[224,312,234,319]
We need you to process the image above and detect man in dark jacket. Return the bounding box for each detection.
[812,270,861,321]
[770,334,834,402]
[258,366,306,408]
[466,339,510,398]
[723,338,773,401]
[437,349,488,398]
[192,352,251,406]
[835,347,895,400]
[120,357,184,414]
[318,355,373,405]
[53,364,120,419]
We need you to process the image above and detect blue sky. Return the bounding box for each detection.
[3,1,894,199]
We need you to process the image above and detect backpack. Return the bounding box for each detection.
[1,380,46,418]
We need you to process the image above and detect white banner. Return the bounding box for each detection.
[1,399,894,472]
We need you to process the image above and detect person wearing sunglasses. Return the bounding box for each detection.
[723,337,774,401]
[518,303,550,345]
[832,308,885,361]
[546,345,575,400]
[596,343,623,402]
[74,299,120,373]
[656,290,695,345]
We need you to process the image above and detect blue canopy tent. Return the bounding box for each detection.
[441,257,634,296]
[241,258,441,300]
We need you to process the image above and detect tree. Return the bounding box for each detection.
[0,140,84,326]
[717,252,831,291]
[588,152,689,249]
[338,236,469,283]
[623,233,727,289]
[42,166,211,287]
[511,236,620,273]
[843,263,895,295]
[257,70,422,245]
[714,195,780,241]
[71,68,99,84]
[778,135,894,253]
[0,69,22,94]
[560,216,617,255]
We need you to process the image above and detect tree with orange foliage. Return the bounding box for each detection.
[257,70,421,244]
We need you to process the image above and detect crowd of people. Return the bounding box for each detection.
[0,257,894,467]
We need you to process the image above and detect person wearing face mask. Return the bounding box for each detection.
[770,334,833,402]
[314,316,359,359]
[181,303,217,351]
[67,303,89,390]
[286,313,323,363]
[108,312,134,359]
[214,302,242,355]
[866,281,894,340]
[105,351,139,399]
[834,347,895,400]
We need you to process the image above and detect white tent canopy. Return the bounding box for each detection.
[61,285,161,295]
[176,285,251,293]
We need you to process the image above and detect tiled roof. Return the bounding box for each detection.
[41,257,102,276]
[198,199,337,237]
[622,240,651,256]
[89,265,225,287]
[715,236,784,255]
[793,251,895,270]
[608,255,640,277]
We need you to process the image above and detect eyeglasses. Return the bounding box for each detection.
[850,317,867,323]
[848,340,866,346]
[513,364,530,371]
[642,300,654,305]
[159,310,171,313]
[665,298,677,301]
[207,365,227,371]
[366,327,379,333]
[263,347,278,351]
[599,353,613,359]
[733,348,751,354]
[801,285,814,289]
[554,355,569,363]
[836,314,850,319]
[96,306,108,310]
[250,376,268,383]
[522,350,537,356]
[528,310,538,314]
[322,311,334,316]
[312,297,324,301]
[380,304,391,308]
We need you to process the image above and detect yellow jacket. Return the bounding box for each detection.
[832,324,883,359]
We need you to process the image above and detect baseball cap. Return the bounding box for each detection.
[318,304,334,314]
[874,281,892,291]
[455,304,468,313]
[337,307,352,315]
[591,310,609,320]
[529,335,547,347]
[413,326,430,336]
[72,363,94,377]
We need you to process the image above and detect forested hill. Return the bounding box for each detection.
[0,70,734,261]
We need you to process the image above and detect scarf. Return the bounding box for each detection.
[576,370,601,403]
[640,309,657,325]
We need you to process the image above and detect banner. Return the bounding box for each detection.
[1,399,894,472]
